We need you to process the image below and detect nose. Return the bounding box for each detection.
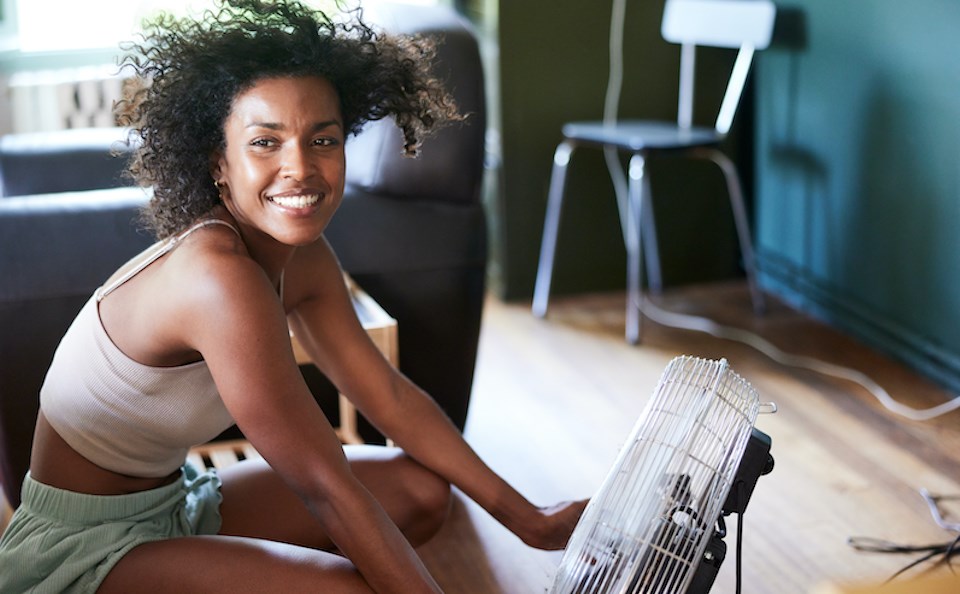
[280,143,314,180]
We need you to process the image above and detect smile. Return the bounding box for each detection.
[269,194,321,208]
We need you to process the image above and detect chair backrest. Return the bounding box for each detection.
[660,0,776,134]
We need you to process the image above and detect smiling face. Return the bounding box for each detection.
[214,76,346,247]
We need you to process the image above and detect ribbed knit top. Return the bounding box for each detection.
[39,220,240,477]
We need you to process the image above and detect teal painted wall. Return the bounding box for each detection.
[755,1,960,389]
[493,0,744,300]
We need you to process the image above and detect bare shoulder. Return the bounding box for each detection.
[96,222,272,367]
[181,229,262,286]
[159,225,284,355]
[166,225,261,301]
[283,235,346,309]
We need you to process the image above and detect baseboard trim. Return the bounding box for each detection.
[758,252,960,395]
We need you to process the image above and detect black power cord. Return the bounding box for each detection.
[848,534,960,583]
[847,489,960,584]
[736,504,745,594]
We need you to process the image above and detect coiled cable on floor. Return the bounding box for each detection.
[637,297,960,422]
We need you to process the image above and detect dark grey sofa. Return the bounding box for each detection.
[0,2,486,507]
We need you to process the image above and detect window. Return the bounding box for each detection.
[6,0,444,56]
[18,0,137,52]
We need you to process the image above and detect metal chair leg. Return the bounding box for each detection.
[533,140,576,318]
[625,153,648,344]
[640,170,662,294]
[608,149,661,295]
[698,147,766,314]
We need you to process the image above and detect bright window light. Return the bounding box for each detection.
[18,0,135,52]
[16,0,211,52]
[14,0,439,54]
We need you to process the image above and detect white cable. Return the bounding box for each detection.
[605,0,631,245]
[638,297,960,422]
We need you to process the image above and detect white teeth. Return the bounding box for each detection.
[271,194,319,208]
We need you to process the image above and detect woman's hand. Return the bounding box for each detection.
[518,499,590,551]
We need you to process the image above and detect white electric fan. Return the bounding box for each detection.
[551,355,774,594]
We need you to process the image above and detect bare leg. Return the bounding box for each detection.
[99,445,449,592]
[217,445,451,549]
[99,535,372,593]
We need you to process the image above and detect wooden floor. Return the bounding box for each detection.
[2,281,957,592]
[417,282,960,594]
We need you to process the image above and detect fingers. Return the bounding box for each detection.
[525,499,588,551]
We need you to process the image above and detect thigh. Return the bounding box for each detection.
[98,535,372,594]
[217,445,450,549]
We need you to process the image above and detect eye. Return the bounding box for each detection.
[249,137,276,148]
[313,137,340,147]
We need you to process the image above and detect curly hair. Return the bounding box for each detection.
[116,0,461,238]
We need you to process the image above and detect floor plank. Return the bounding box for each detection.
[419,282,960,593]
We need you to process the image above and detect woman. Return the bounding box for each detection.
[0,1,585,592]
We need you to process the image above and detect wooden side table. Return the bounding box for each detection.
[188,274,398,470]
[0,495,11,534]
[291,274,399,445]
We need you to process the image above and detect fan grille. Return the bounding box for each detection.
[552,356,760,594]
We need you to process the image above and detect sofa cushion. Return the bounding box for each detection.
[0,128,136,198]
[344,3,485,205]
[327,186,486,275]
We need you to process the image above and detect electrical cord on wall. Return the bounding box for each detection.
[602,3,960,422]
[605,0,631,246]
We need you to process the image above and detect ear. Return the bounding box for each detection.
[209,151,225,184]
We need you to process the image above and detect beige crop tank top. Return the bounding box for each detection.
[40,219,242,477]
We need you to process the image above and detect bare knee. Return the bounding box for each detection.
[348,446,452,547]
[395,456,451,546]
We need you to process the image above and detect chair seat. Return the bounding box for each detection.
[562,120,722,151]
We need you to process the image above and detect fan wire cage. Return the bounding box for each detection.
[551,356,761,594]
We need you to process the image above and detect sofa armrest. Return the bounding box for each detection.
[0,187,153,302]
[0,186,154,507]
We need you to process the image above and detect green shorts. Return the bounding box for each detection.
[0,464,222,593]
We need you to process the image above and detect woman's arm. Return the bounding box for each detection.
[182,249,441,593]
[285,239,586,550]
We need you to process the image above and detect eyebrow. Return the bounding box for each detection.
[246,119,343,131]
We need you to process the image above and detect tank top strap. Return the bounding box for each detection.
[179,218,242,242]
[97,219,243,302]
